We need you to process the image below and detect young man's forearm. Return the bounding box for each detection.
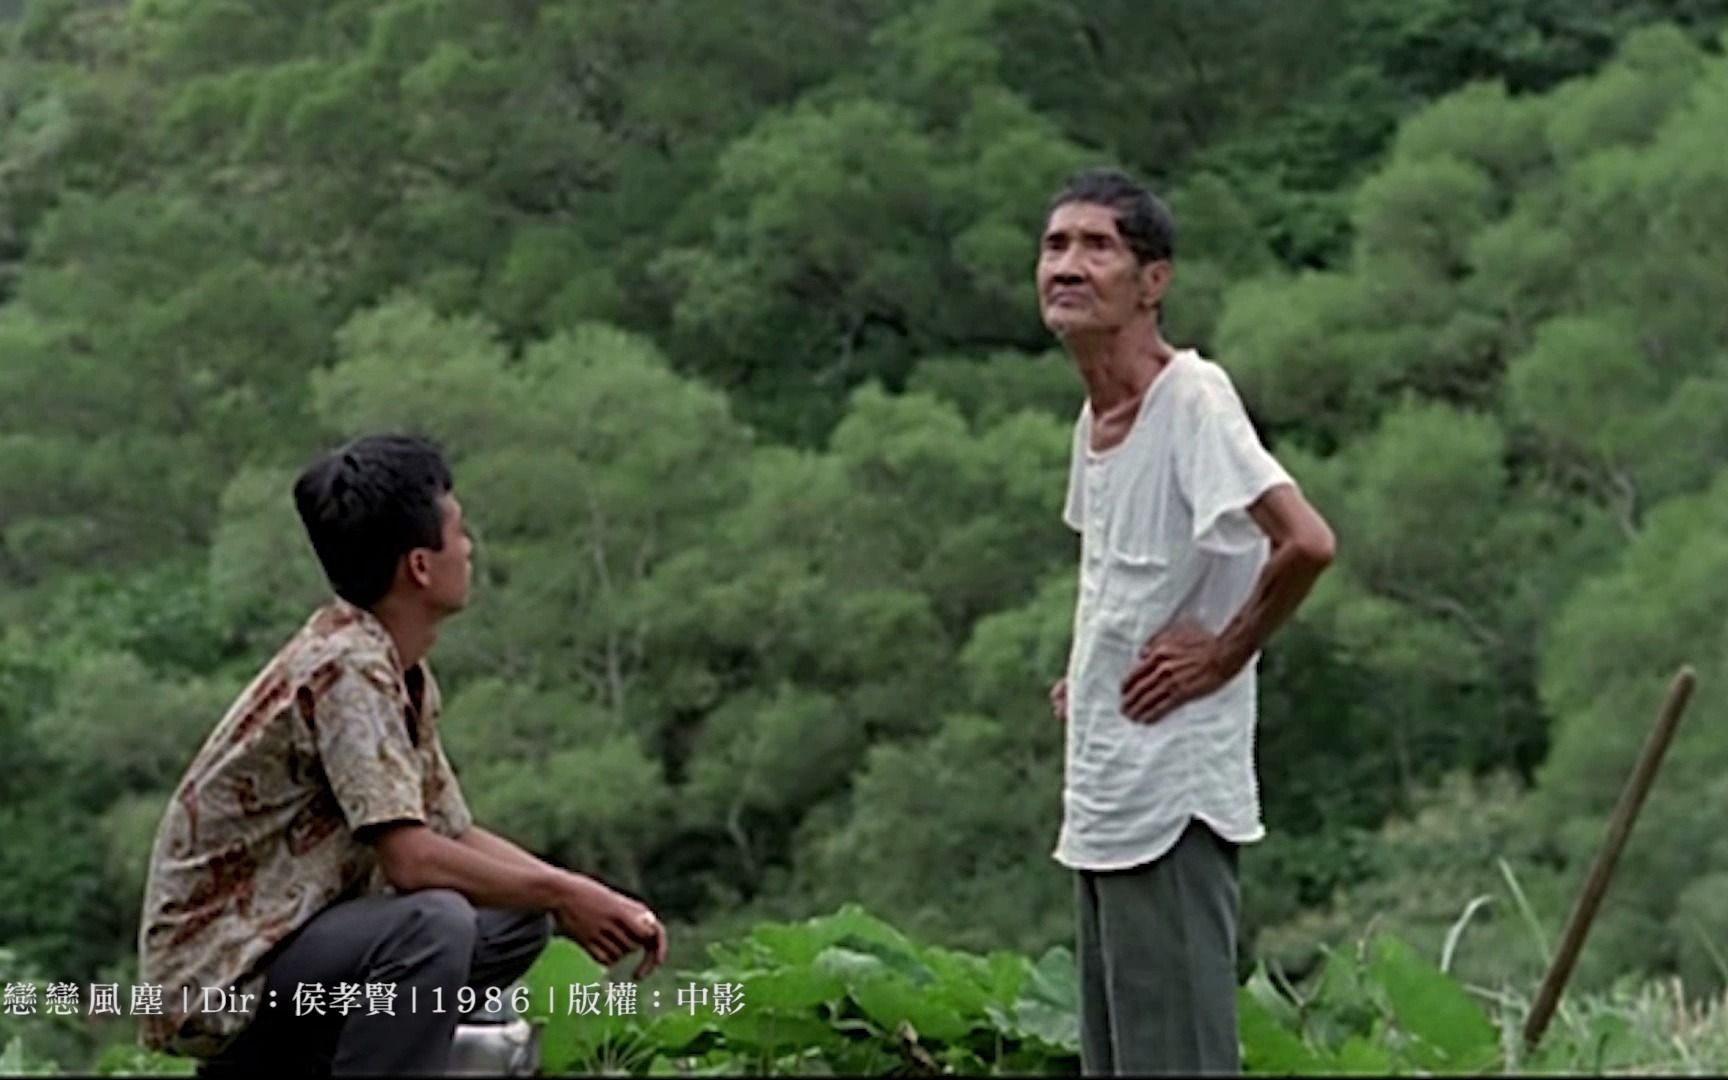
[457,824,555,879]
[374,824,567,910]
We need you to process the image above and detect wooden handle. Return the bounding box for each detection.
[1522,666,1696,1050]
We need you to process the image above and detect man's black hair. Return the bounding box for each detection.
[1046,167,1176,266]
[293,433,453,609]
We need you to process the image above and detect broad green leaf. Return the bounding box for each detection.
[1244,964,1302,1029]
[519,939,613,1072]
[711,1009,843,1055]
[1333,1034,1396,1074]
[1024,946,1078,1012]
[742,965,846,1011]
[1238,989,1328,1075]
[1008,945,1081,1050]
[1370,936,1498,1068]
[748,923,827,966]
[812,945,891,986]
[850,975,974,1043]
[817,905,926,960]
[639,1010,715,1055]
[828,932,935,985]
[520,938,605,1018]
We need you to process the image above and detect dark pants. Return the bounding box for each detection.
[200,890,552,1077]
[1074,818,1242,1076]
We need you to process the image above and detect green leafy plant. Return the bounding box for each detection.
[1239,931,1501,1075]
[520,905,1081,1075]
[521,903,1728,1076]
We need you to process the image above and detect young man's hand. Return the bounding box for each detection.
[1120,621,1227,724]
[1049,677,1068,724]
[554,873,668,979]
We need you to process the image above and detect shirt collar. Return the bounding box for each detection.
[327,597,412,677]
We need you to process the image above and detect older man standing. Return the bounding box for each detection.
[1038,168,1336,1076]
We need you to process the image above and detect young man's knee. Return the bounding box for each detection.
[509,911,552,964]
[526,911,553,950]
[474,909,553,979]
[398,888,481,958]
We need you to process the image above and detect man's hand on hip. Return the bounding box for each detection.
[1050,677,1068,724]
[1120,621,1227,724]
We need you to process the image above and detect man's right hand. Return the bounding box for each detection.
[1049,676,1068,723]
[370,824,669,978]
[553,873,668,979]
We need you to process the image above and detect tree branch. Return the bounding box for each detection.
[1379,581,1510,659]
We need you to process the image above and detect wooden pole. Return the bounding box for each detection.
[1522,666,1697,1051]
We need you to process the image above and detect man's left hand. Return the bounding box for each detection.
[1120,621,1228,724]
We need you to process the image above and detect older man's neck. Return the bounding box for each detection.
[1069,322,1175,418]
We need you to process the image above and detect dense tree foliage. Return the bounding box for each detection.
[3,0,1727,1067]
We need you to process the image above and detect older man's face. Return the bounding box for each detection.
[1037,202,1162,339]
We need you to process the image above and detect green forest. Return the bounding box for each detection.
[4,0,1728,1073]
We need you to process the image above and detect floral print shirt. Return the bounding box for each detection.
[137,600,472,1056]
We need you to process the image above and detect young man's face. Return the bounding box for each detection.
[1036,202,1166,339]
[416,492,473,614]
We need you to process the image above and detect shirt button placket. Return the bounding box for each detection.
[1085,463,1107,576]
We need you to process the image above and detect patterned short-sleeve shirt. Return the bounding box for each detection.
[137,599,473,1057]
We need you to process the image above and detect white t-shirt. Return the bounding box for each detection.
[1056,349,1294,871]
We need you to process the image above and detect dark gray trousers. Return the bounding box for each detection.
[1074,818,1242,1076]
[200,889,551,1077]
